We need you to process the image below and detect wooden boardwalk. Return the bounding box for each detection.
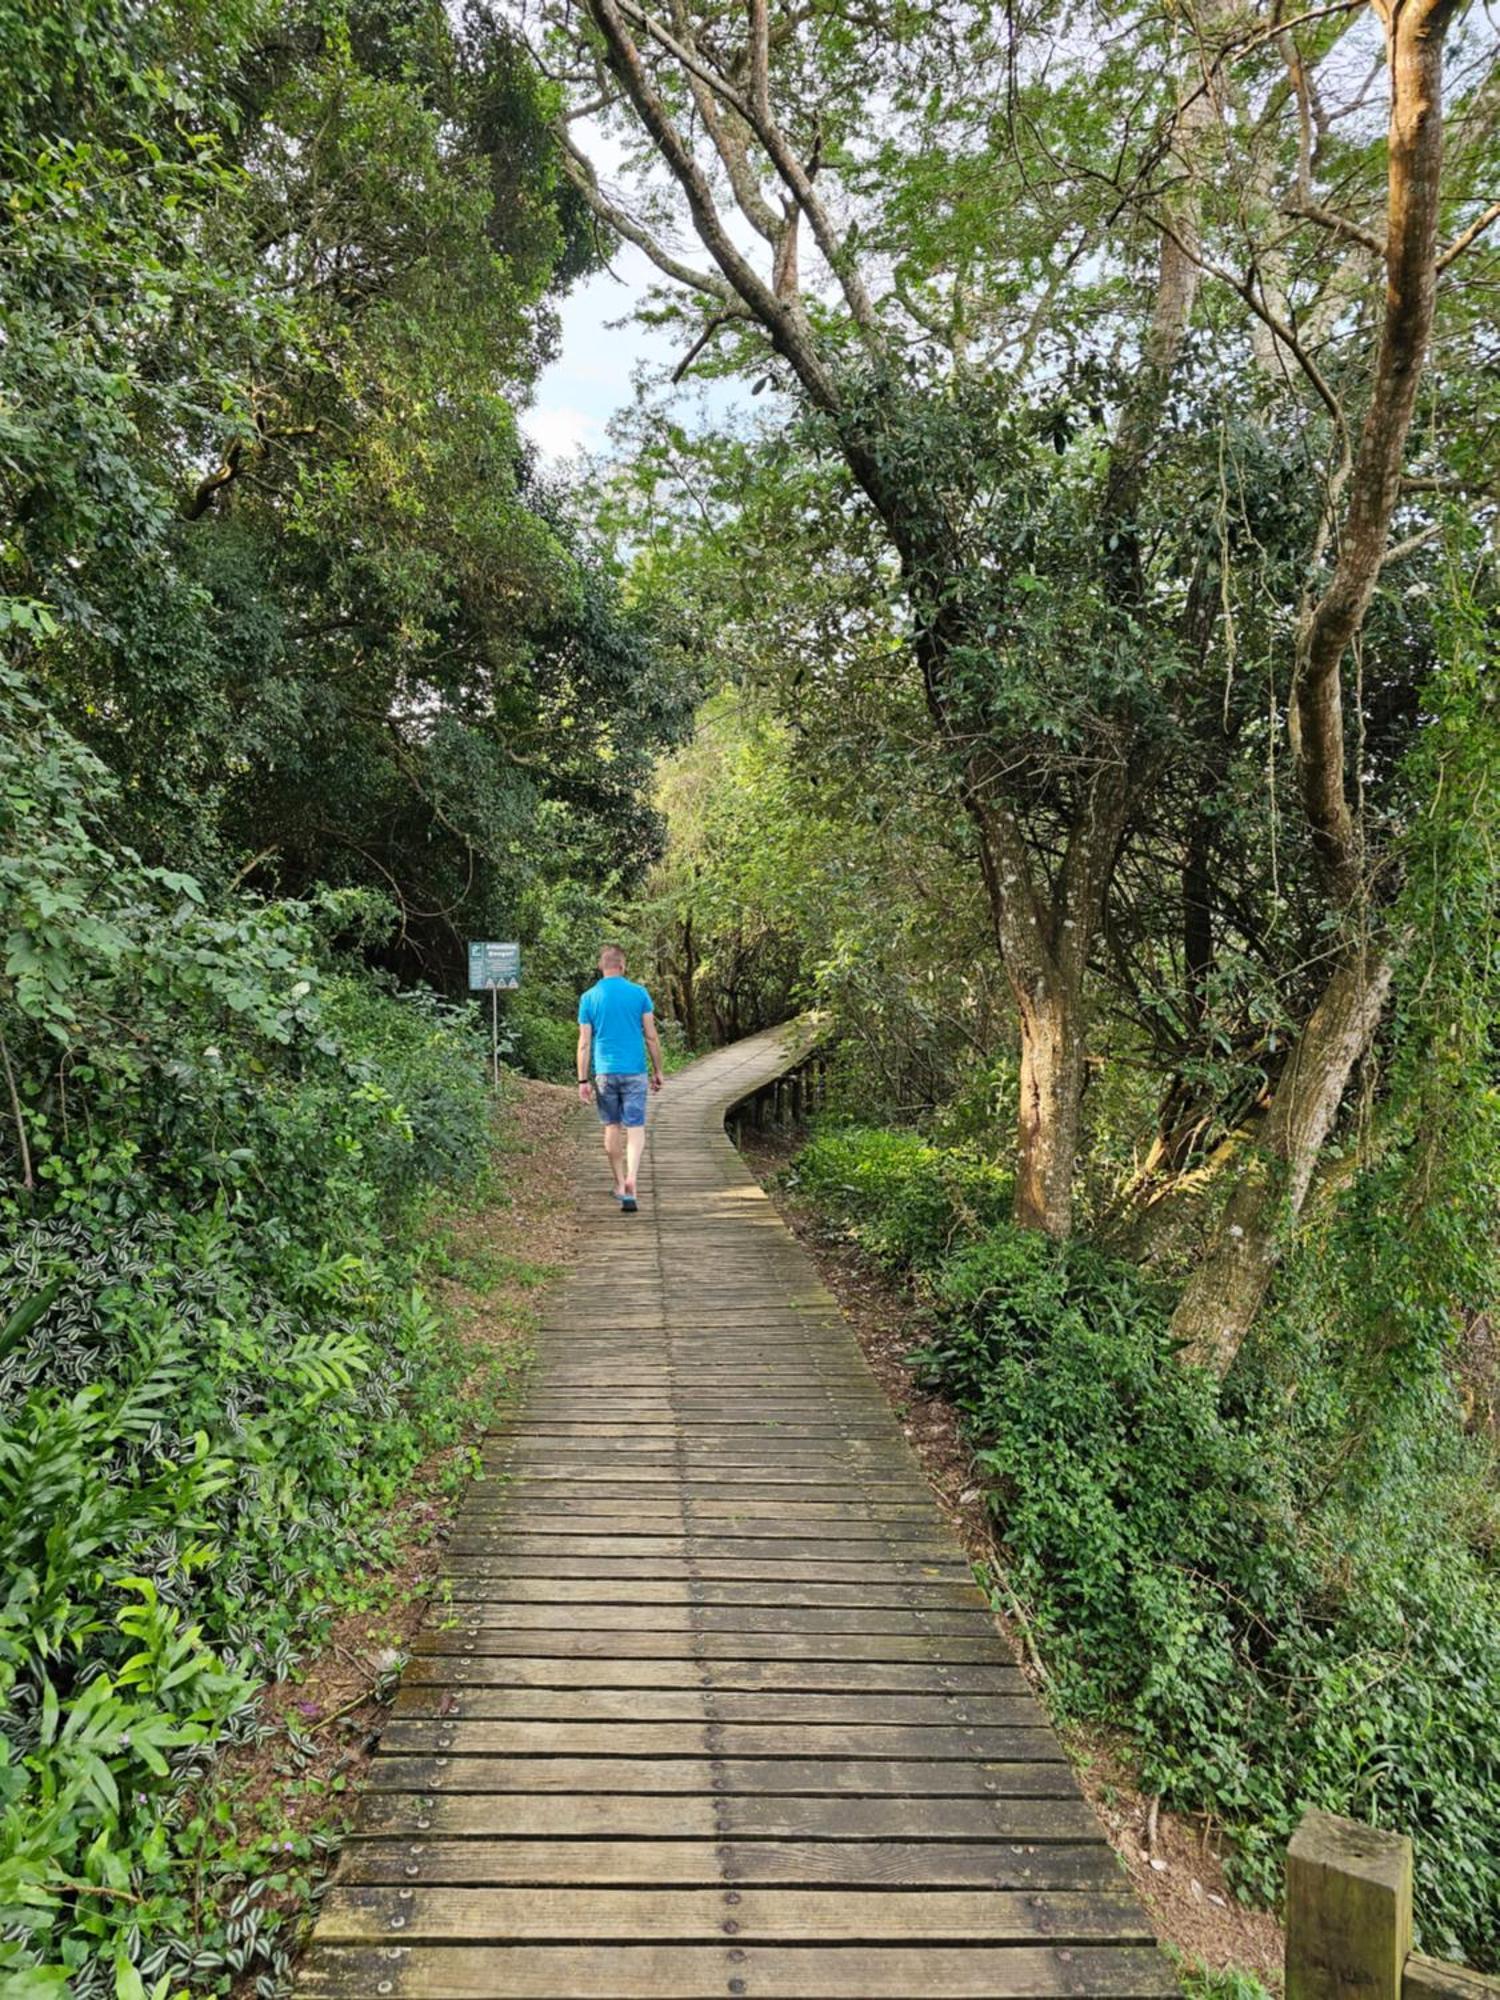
[298,1027,1172,1999]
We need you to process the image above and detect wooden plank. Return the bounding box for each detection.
[402,1658,1026,1694]
[415,1631,1015,1662]
[430,1577,988,1607]
[1405,1958,1500,2000]
[463,1484,938,1508]
[448,1515,946,1541]
[347,1793,1107,1843]
[360,1756,1081,1796]
[440,1559,982,1586]
[379,1721,1062,1759]
[429,1607,997,1638]
[476,1469,934,1491]
[314,1885,1150,1943]
[297,1942,1177,1997]
[444,1548,966,1575]
[492,1423,902,1440]
[447,1535,964,1562]
[389,1689,1046,1726]
[452,1504,948,1527]
[338,1838,1121,1891]
[481,1447,923,1468]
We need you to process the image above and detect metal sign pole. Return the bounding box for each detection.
[490,984,500,1092]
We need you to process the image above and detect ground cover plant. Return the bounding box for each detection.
[0,674,523,1994]
[791,1126,1500,1967]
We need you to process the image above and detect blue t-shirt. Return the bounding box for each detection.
[578,976,654,1076]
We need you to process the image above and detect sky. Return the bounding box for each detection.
[520,242,673,463]
[518,118,756,466]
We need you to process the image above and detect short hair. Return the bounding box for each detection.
[599,944,626,970]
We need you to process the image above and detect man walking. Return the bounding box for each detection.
[577,945,663,1212]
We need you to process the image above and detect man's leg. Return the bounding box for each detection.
[623,1123,647,1198]
[621,1075,650,1201]
[602,1122,626,1195]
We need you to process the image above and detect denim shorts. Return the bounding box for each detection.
[595,1072,649,1128]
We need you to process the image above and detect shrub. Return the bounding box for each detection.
[792,1124,1500,1969]
[507,994,579,1082]
[792,1126,1013,1271]
[0,674,514,1990]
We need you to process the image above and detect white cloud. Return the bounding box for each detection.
[521,402,605,461]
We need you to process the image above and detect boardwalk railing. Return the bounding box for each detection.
[1286,1811,1500,2000]
[722,1026,830,1147]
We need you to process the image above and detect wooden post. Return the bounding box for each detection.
[1286,1810,1413,2000]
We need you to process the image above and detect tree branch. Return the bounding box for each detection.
[610,0,887,360]
[1294,0,1462,907]
[583,0,842,410]
[558,129,738,303]
[1436,195,1500,269]
[1285,198,1386,255]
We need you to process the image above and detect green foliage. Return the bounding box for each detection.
[3,0,687,991]
[508,998,579,1083]
[1309,565,1500,1425]
[0,676,514,1990]
[1172,1959,1274,2000]
[791,1126,1013,1269]
[793,1126,1500,1969]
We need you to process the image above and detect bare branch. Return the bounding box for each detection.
[611,0,887,359]
[670,310,742,382]
[667,0,782,242]
[558,129,739,303]
[1436,196,1500,269]
[1286,199,1386,255]
[584,0,842,410]
[1380,521,1444,566]
[748,0,771,122]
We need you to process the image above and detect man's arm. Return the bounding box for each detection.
[576,1022,593,1104]
[643,1012,665,1091]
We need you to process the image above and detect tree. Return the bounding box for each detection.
[1169,0,1487,1370]
[537,0,1497,1348]
[3,0,694,984]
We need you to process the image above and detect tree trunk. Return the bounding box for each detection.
[680,912,699,1048]
[1173,0,1456,1374]
[1170,945,1394,1374]
[1014,977,1088,1237]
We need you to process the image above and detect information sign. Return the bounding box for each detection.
[468,941,521,991]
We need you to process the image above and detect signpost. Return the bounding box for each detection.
[467,942,520,1089]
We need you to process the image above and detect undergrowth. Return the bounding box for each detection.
[0,674,521,1995]
[792,1126,1500,1969]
